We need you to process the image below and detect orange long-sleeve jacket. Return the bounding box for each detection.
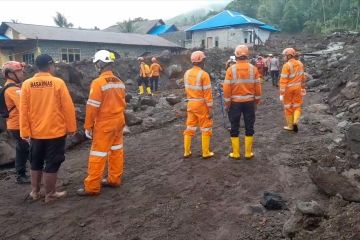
[20,72,77,139]
[84,71,126,130]
[184,66,213,108]
[279,58,304,94]
[223,61,262,105]
[4,79,21,130]
[139,63,150,78]
[150,63,162,77]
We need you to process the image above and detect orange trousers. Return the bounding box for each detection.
[183,102,212,137]
[84,121,124,193]
[283,87,302,116]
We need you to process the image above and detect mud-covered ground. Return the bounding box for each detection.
[2,79,353,240]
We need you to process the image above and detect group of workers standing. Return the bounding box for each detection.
[183,44,306,159]
[0,43,305,202]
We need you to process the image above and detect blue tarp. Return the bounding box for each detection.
[259,24,280,32]
[148,25,177,35]
[0,34,9,40]
[187,10,265,32]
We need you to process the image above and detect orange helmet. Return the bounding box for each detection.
[234,45,249,57]
[1,61,24,77]
[282,48,296,57]
[137,57,144,62]
[151,57,157,63]
[190,51,206,63]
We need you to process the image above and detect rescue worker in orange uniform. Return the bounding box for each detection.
[279,48,305,133]
[77,50,126,196]
[224,45,262,159]
[1,61,30,184]
[149,57,163,92]
[137,57,151,95]
[20,54,77,202]
[183,51,214,159]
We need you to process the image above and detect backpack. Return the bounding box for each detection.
[0,83,17,118]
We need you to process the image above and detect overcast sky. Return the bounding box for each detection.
[0,0,228,29]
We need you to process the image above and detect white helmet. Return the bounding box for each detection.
[93,50,115,63]
[230,56,236,62]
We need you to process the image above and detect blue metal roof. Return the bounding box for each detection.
[187,10,266,32]
[260,24,280,32]
[0,34,9,40]
[148,24,177,35]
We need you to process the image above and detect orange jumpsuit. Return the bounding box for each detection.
[4,79,20,130]
[183,66,213,137]
[279,59,304,117]
[84,70,126,193]
[150,63,162,77]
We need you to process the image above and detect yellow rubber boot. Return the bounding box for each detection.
[138,86,144,95]
[146,87,152,95]
[201,134,214,159]
[184,135,192,158]
[229,137,240,159]
[293,110,301,133]
[244,136,254,159]
[283,115,294,131]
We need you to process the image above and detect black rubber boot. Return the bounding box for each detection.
[16,174,31,184]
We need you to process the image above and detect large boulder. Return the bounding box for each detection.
[309,165,360,202]
[0,141,15,166]
[165,94,182,105]
[125,110,143,126]
[346,123,360,154]
[167,64,183,79]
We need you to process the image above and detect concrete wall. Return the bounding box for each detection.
[38,40,177,62]
[160,31,186,48]
[189,26,272,49]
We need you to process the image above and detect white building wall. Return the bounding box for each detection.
[189,26,272,49]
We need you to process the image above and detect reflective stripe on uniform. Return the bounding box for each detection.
[224,97,231,102]
[110,144,123,151]
[200,127,212,132]
[87,99,101,108]
[287,82,302,87]
[207,102,213,107]
[184,70,206,91]
[101,83,125,91]
[187,98,205,102]
[280,74,288,78]
[255,96,261,100]
[90,150,107,157]
[284,104,291,109]
[292,103,301,108]
[231,94,255,100]
[186,126,197,131]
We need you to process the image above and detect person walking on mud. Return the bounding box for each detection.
[77,50,126,196]
[268,54,280,87]
[20,54,77,203]
[137,57,152,95]
[183,51,214,159]
[1,61,30,184]
[279,48,306,133]
[224,45,262,159]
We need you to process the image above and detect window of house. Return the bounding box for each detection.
[244,38,248,43]
[22,53,34,64]
[215,37,219,47]
[61,48,81,62]
[186,31,192,40]
[8,55,13,61]
[201,39,205,48]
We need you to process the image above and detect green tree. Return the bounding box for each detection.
[53,12,73,28]
[280,0,301,32]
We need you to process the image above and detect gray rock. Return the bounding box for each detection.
[140,97,157,107]
[165,94,182,105]
[336,112,345,119]
[307,79,322,88]
[346,123,360,154]
[0,141,15,166]
[159,50,171,62]
[348,102,360,110]
[296,200,325,216]
[125,110,143,126]
[142,117,156,129]
[337,120,349,130]
[309,165,360,202]
[341,81,360,99]
[125,79,134,86]
[156,97,172,110]
[306,104,330,114]
[167,64,183,79]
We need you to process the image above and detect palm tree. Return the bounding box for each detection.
[116,19,135,33]
[53,12,74,28]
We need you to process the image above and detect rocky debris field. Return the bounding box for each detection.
[0,32,360,239]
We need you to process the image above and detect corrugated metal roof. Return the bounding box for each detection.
[259,24,280,32]
[1,22,180,48]
[103,19,164,34]
[187,10,265,32]
[148,25,178,35]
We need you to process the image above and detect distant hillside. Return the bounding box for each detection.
[167,1,231,27]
